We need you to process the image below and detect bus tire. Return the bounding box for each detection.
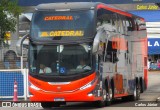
[94,89,107,108]
[105,79,114,106]
[130,79,140,101]
[110,79,114,99]
[140,77,144,93]
[105,87,113,106]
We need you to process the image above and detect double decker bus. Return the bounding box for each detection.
[17,2,148,108]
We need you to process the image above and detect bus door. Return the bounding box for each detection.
[132,41,144,76]
[136,54,143,72]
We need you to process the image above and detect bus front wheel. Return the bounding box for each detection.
[94,89,107,108]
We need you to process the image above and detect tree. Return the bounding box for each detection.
[0,0,21,46]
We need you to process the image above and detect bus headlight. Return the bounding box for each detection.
[80,79,96,90]
[30,83,41,91]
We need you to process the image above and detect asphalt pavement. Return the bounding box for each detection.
[141,71,160,101]
[0,70,160,110]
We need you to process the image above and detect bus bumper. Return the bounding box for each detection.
[29,83,101,102]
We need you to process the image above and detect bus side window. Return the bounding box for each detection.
[111,14,117,32]
[116,14,120,33]
[123,20,128,35]
[126,18,134,31]
[117,14,125,34]
[97,8,116,30]
[104,41,118,63]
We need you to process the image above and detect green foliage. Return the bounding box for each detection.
[0,0,21,44]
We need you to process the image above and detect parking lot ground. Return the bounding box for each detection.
[140,71,160,101]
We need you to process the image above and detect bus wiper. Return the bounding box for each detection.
[52,36,62,40]
[31,73,38,77]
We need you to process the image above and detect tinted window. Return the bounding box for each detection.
[97,8,117,32]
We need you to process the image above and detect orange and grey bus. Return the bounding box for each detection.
[17,2,148,108]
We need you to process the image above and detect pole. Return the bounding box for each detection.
[21,44,23,69]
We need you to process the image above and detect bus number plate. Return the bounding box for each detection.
[54,98,65,101]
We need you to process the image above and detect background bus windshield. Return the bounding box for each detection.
[31,10,95,40]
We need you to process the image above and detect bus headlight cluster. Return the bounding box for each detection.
[79,79,96,90]
[30,83,41,91]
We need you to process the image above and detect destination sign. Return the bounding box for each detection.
[44,16,73,21]
[40,30,84,37]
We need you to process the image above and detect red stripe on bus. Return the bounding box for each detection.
[114,93,129,98]
[144,69,148,89]
[97,4,132,18]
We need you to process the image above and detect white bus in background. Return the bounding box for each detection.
[2,13,32,61]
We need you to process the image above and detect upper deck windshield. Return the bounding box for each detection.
[29,43,92,76]
[30,10,95,41]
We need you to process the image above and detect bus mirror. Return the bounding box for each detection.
[16,34,29,56]
[138,24,146,31]
[137,19,146,31]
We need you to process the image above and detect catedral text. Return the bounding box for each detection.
[40,30,84,37]
[44,16,73,21]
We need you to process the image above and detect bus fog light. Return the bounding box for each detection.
[80,79,96,90]
[30,95,33,97]
[88,93,93,96]
[80,82,92,90]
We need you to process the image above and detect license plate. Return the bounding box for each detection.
[54,98,65,101]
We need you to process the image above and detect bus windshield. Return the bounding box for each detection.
[31,10,95,41]
[29,43,92,76]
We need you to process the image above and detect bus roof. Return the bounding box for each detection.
[36,2,99,10]
[36,2,144,19]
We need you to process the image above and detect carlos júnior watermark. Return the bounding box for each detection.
[135,102,159,107]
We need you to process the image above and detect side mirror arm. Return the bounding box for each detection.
[16,33,29,56]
